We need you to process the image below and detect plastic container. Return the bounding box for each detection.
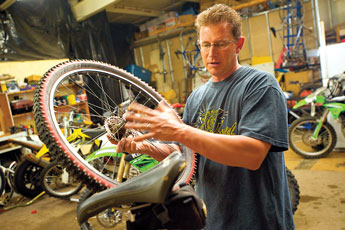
[125,64,152,83]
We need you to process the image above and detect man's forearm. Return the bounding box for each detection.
[140,141,180,161]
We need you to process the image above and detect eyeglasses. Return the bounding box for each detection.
[197,40,236,51]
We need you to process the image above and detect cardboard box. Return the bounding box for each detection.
[165,17,177,27]
[25,74,41,82]
[139,23,147,32]
[134,31,148,41]
[178,14,195,24]
[158,11,177,24]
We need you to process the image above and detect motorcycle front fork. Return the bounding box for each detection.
[312,110,330,140]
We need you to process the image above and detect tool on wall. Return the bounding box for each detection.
[157,36,168,83]
[165,39,175,87]
[157,36,177,103]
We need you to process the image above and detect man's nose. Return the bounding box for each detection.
[208,45,218,57]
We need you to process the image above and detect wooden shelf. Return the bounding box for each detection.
[54,101,88,109]
[7,88,36,95]
[1,83,90,135]
[12,111,33,118]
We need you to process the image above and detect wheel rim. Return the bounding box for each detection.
[290,119,334,157]
[34,60,195,191]
[42,163,83,197]
[23,164,42,193]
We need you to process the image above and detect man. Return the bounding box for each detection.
[117,4,294,229]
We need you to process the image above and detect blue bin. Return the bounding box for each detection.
[125,64,152,83]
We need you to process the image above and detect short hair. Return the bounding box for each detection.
[195,4,242,40]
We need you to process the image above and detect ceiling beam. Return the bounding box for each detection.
[70,0,123,22]
[163,0,199,11]
[233,0,267,10]
[0,0,16,11]
[107,5,161,17]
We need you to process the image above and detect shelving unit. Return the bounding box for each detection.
[0,85,90,135]
[0,89,36,134]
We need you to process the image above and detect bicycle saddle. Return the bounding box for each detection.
[77,151,186,225]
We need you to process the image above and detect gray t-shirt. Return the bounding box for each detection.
[183,66,294,229]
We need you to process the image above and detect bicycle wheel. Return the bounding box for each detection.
[40,161,84,199]
[289,116,336,158]
[78,189,127,230]
[5,161,17,192]
[34,60,196,192]
[13,160,44,198]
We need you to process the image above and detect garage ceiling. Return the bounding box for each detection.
[0,0,269,24]
[68,0,267,25]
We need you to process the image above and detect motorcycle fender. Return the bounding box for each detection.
[324,103,345,119]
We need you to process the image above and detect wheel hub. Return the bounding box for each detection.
[104,115,127,141]
[302,131,322,146]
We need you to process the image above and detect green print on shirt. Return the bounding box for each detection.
[199,108,237,135]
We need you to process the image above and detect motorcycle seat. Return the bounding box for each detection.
[77,151,185,224]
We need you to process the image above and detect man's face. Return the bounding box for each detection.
[199,22,241,81]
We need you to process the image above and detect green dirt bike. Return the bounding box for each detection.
[289,74,345,158]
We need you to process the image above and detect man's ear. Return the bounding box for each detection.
[236,36,245,54]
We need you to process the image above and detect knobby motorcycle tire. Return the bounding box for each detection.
[286,167,300,214]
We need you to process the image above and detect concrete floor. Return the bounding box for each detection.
[1,149,345,230]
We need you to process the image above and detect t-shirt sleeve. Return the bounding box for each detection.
[239,85,288,152]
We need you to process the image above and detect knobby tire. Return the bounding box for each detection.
[33,60,196,193]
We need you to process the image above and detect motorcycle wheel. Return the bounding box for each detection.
[289,116,336,158]
[33,60,196,192]
[286,167,300,214]
[40,161,84,199]
[14,160,43,198]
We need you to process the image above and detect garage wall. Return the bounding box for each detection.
[134,32,194,103]
[0,59,68,84]
[239,1,317,65]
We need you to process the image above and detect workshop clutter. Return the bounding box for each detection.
[54,91,87,107]
[135,12,196,39]
[24,75,42,86]
[0,74,40,93]
[0,74,17,93]
[10,97,33,115]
